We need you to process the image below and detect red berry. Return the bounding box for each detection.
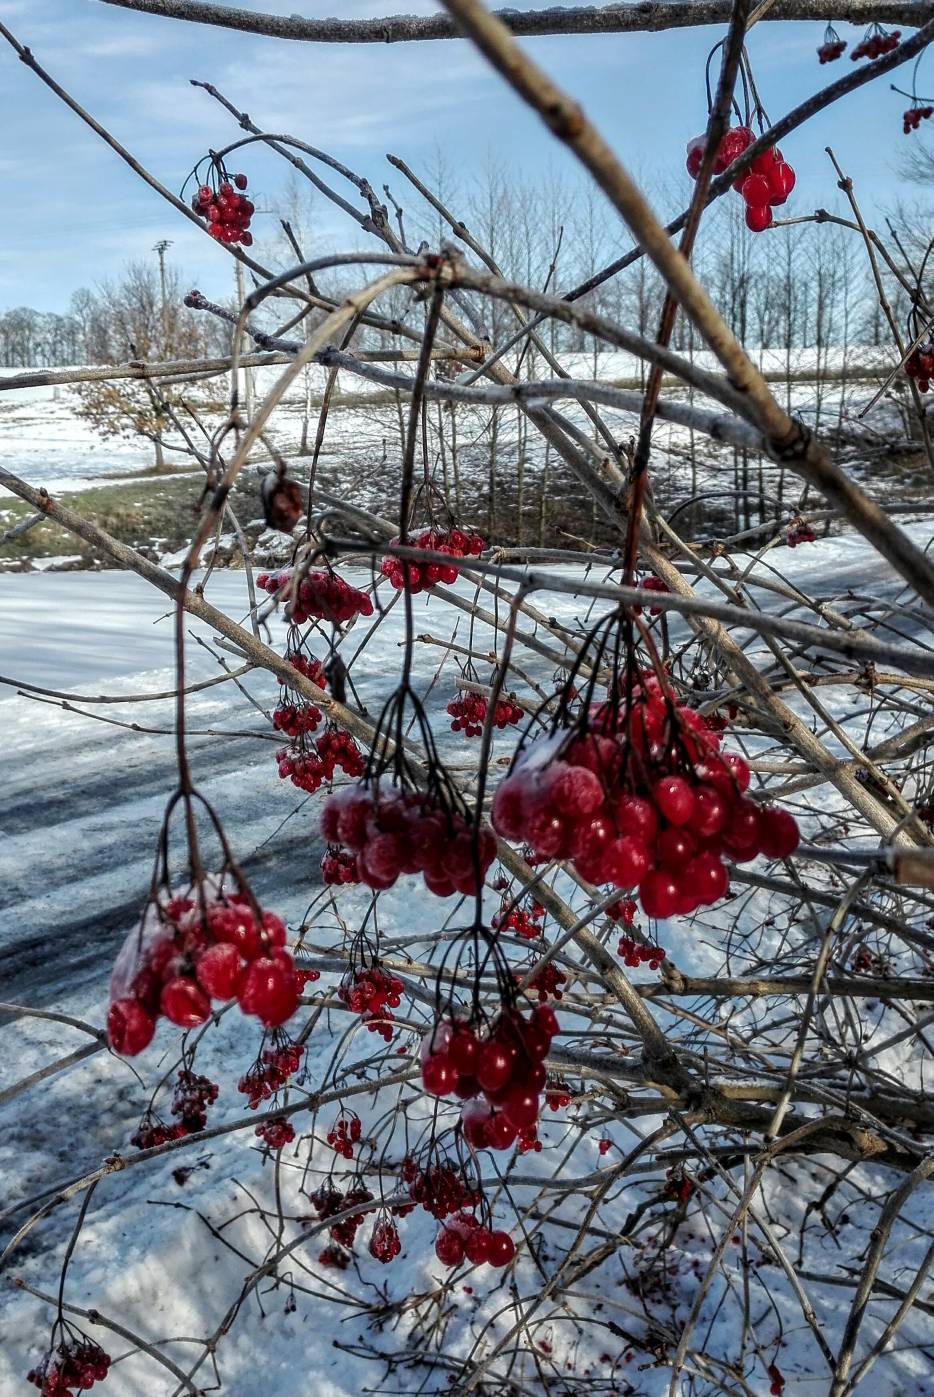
[196,942,243,1000]
[653,776,695,826]
[160,977,211,1028]
[107,997,156,1055]
[745,204,773,233]
[639,871,680,920]
[435,1226,465,1266]
[740,174,772,206]
[239,955,298,1027]
[767,162,796,205]
[487,1230,516,1267]
[758,806,800,859]
[477,1040,516,1092]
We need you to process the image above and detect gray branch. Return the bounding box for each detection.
[95,0,933,43]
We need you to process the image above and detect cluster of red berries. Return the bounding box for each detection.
[852,26,899,60]
[617,936,665,972]
[272,702,321,739]
[108,886,300,1055]
[403,1157,481,1220]
[434,1212,516,1269]
[281,651,327,688]
[369,1215,402,1264]
[257,569,374,625]
[545,1080,572,1111]
[492,669,800,920]
[421,1004,559,1149]
[308,1182,375,1258]
[171,1069,219,1133]
[767,1362,786,1396]
[664,1166,694,1205]
[905,343,934,392]
[238,1041,304,1108]
[634,575,670,616]
[322,845,360,885]
[817,37,846,62]
[256,1118,295,1149]
[686,125,795,233]
[903,105,934,134]
[517,1124,542,1154]
[607,896,637,925]
[295,964,321,991]
[380,527,485,592]
[338,965,404,1040]
[326,1112,362,1158]
[130,1111,185,1150]
[191,172,255,246]
[519,961,567,1002]
[276,726,365,794]
[786,524,817,548]
[492,894,545,940]
[447,691,523,737]
[27,1341,111,1396]
[321,783,496,897]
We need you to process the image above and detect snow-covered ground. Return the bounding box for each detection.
[0,346,894,497]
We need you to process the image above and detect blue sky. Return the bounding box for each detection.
[0,0,929,313]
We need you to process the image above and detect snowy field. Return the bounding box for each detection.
[3,514,934,1394]
[0,347,894,499]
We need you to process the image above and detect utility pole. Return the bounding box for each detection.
[153,239,172,357]
[235,258,255,422]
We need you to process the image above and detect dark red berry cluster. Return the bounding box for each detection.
[368,1214,402,1263]
[130,1110,184,1150]
[634,575,670,616]
[664,1166,694,1204]
[447,691,523,736]
[257,569,374,625]
[307,1182,375,1260]
[338,965,404,1040]
[785,524,817,548]
[28,1340,111,1396]
[318,1243,350,1269]
[403,1157,481,1219]
[607,896,637,926]
[852,26,899,60]
[256,1118,295,1149]
[276,725,364,794]
[492,892,545,940]
[108,886,299,1056]
[818,38,846,62]
[380,527,485,592]
[191,172,255,246]
[768,1362,786,1396]
[492,669,800,920]
[545,1079,572,1111]
[905,343,934,392]
[272,701,321,739]
[686,125,795,233]
[280,650,327,688]
[518,961,567,1002]
[238,1040,304,1108]
[322,845,360,885]
[422,1004,559,1148]
[903,105,934,133]
[617,936,665,971]
[171,1070,219,1132]
[517,1124,542,1153]
[321,784,496,896]
[326,1111,362,1158]
[295,964,321,990]
[434,1212,515,1268]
